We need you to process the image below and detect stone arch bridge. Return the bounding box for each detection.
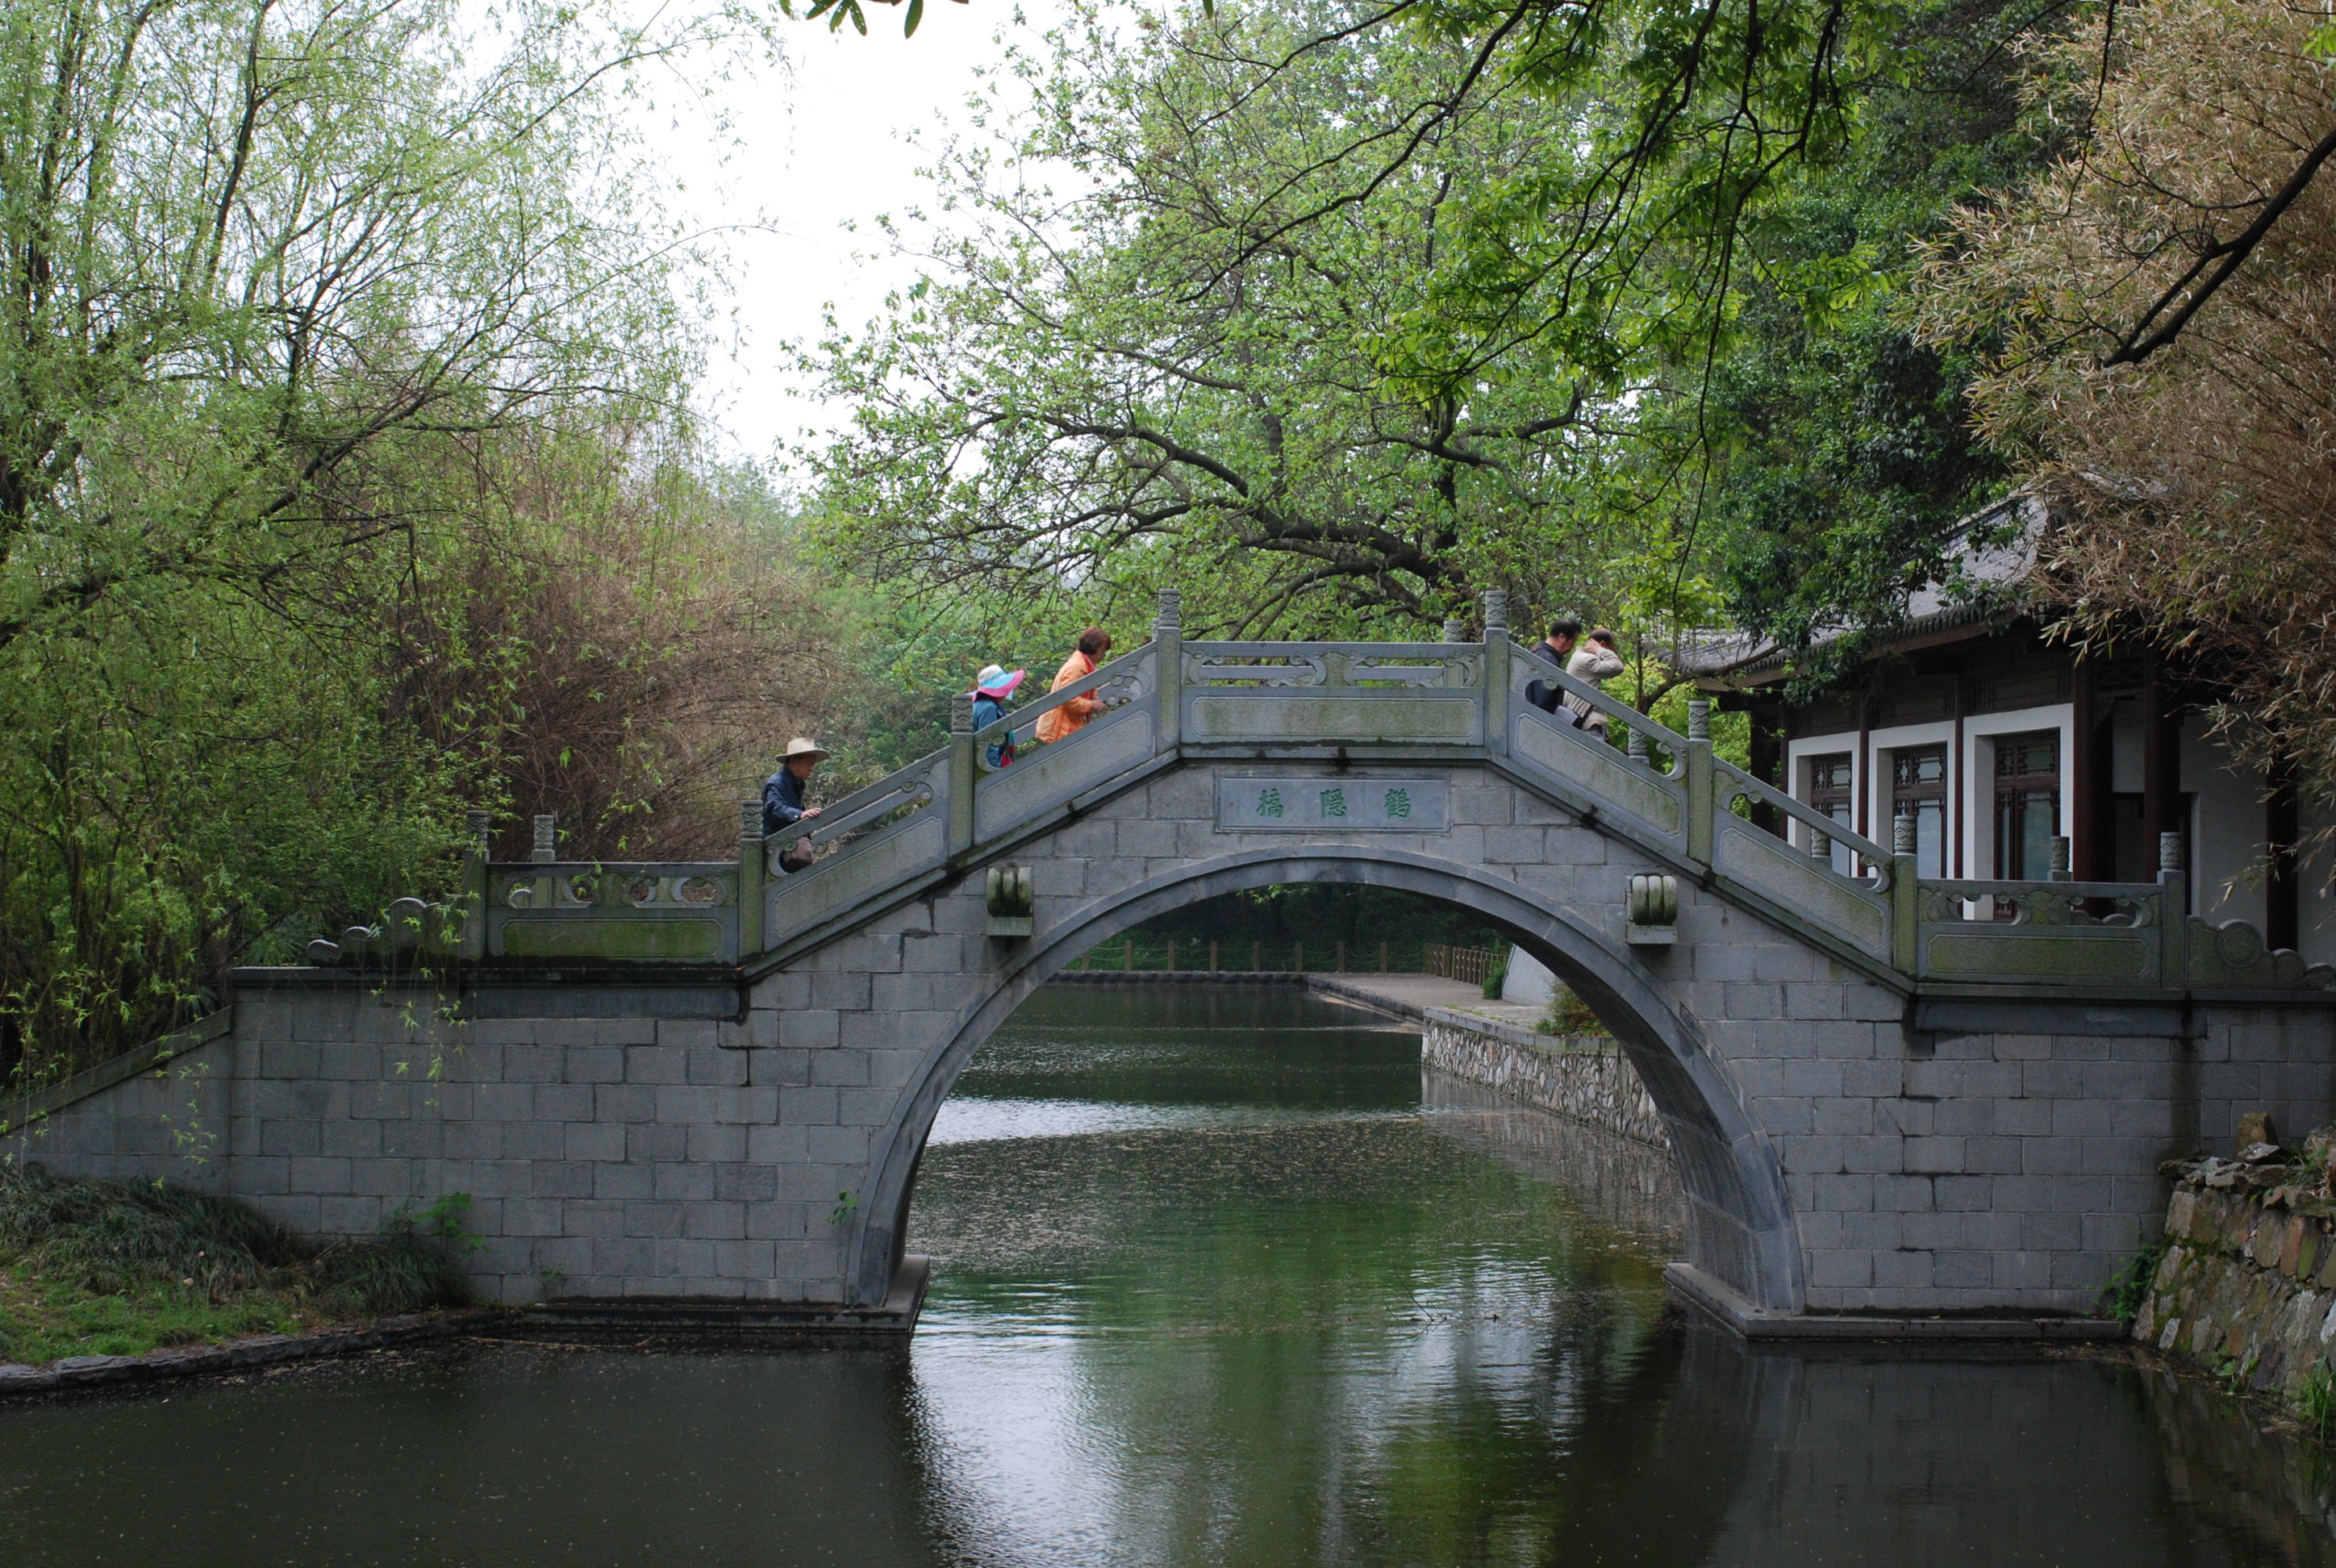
[9,594,2333,1332]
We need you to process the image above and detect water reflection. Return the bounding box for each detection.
[2,983,2332,1566]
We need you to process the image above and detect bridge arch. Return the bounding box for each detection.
[846,844,1804,1315]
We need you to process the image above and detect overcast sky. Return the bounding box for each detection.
[631,1,1073,471]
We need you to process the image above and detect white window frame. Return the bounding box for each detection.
[1784,730,1860,854]
[1867,722,1956,874]
[1963,704,2074,885]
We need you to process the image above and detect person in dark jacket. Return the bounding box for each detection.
[972,664,1026,769]
[1525,617,1583,724]
[762,737,828,871]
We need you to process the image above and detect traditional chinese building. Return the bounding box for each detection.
[1688,495,2330,965]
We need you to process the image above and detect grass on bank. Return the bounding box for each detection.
[0,1164,471,1367]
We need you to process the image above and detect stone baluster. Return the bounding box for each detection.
[1481,590,1509,757]
[1154,587,1183,756]
[949,693,977,856]
[461,808,491,961]
[1890,813,1920,974]
[2158,830,2189,987]
[1683,699,1715,866]
[737,798,765,960]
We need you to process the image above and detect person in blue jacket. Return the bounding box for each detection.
[762,736,828,871]
[972,664,1026,769]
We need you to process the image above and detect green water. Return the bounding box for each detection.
[3,984,2333,1566]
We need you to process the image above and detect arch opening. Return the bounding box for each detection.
[847,848,1802,1316]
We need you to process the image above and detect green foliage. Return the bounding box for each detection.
[1539,989,1609,1036]
[805,0,2076,676]
[800,0,1699,642]
[0,0,765,1084]
[2099,1239,2168,1320]
[0,1162,471,1364]
[2299,1360,2336,1445]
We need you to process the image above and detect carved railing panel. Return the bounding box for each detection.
[487,861,740,964]
[1183,641,1484,744]
[1913,878,2164,985]
[2187,916,2336,992]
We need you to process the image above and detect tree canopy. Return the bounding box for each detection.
[800,0,2070,664]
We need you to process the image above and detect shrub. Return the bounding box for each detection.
[0,1162,469,1320]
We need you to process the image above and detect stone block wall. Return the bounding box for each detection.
[1421,1007,1666,1147]
[2136,1181,2336,1394]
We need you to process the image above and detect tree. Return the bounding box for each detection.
[0,0,749,1083]
[803,0,2080,661]
[802,1,1718,641]
[1916,0,2336,811]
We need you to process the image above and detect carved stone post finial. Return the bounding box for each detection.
[1892,813,1917,858]
[2049,835,2072,881]
[1155,587,1181,630]
[1686,700,1711,743]
[465,808,490,853]
[1627,727,1650,765]
[531,814,557,864]
[1481,590,1508,636]
[2159,831,2184,877]
[1809,828,1831,862]
[949,692,975,735]
[740,799,764,841]
[1441,618,1465,644]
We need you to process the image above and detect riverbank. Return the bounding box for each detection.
[0,1161,474,1393]
[2134,1127,2336,1401]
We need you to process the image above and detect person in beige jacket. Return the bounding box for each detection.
[1565,628,1625,735]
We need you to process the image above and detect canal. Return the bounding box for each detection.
[4,984,2334,1565]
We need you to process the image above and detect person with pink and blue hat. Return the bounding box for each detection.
[971,663,1026,769]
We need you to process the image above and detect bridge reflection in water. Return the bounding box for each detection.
[1422,1068,1685,1247]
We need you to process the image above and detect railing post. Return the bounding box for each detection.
[2159,831,2188,987]
[949,693,977,855]
[1891,813,1920,975]
[1683,699,1715,867]
[1153,587,1183,757]
[461,809,490,961]
[736,799,765,961]
[1481,589,1509,757]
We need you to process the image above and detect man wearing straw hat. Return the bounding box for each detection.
[762,737,830,872]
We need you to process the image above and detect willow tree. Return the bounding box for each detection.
[0,0,740,1081]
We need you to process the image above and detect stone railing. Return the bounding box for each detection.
[307,589,2332,999]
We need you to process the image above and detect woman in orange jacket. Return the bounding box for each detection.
[1035,627,1112,744]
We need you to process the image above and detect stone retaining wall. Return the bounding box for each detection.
[1420,1007,1667,1148]
[2135,1182,2336,1395]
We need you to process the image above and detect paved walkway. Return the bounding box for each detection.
[1305,972,1545,1031]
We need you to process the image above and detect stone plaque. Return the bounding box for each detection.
[1216,777,1450,832]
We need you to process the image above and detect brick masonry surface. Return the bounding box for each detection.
[9,759,2334,1317]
